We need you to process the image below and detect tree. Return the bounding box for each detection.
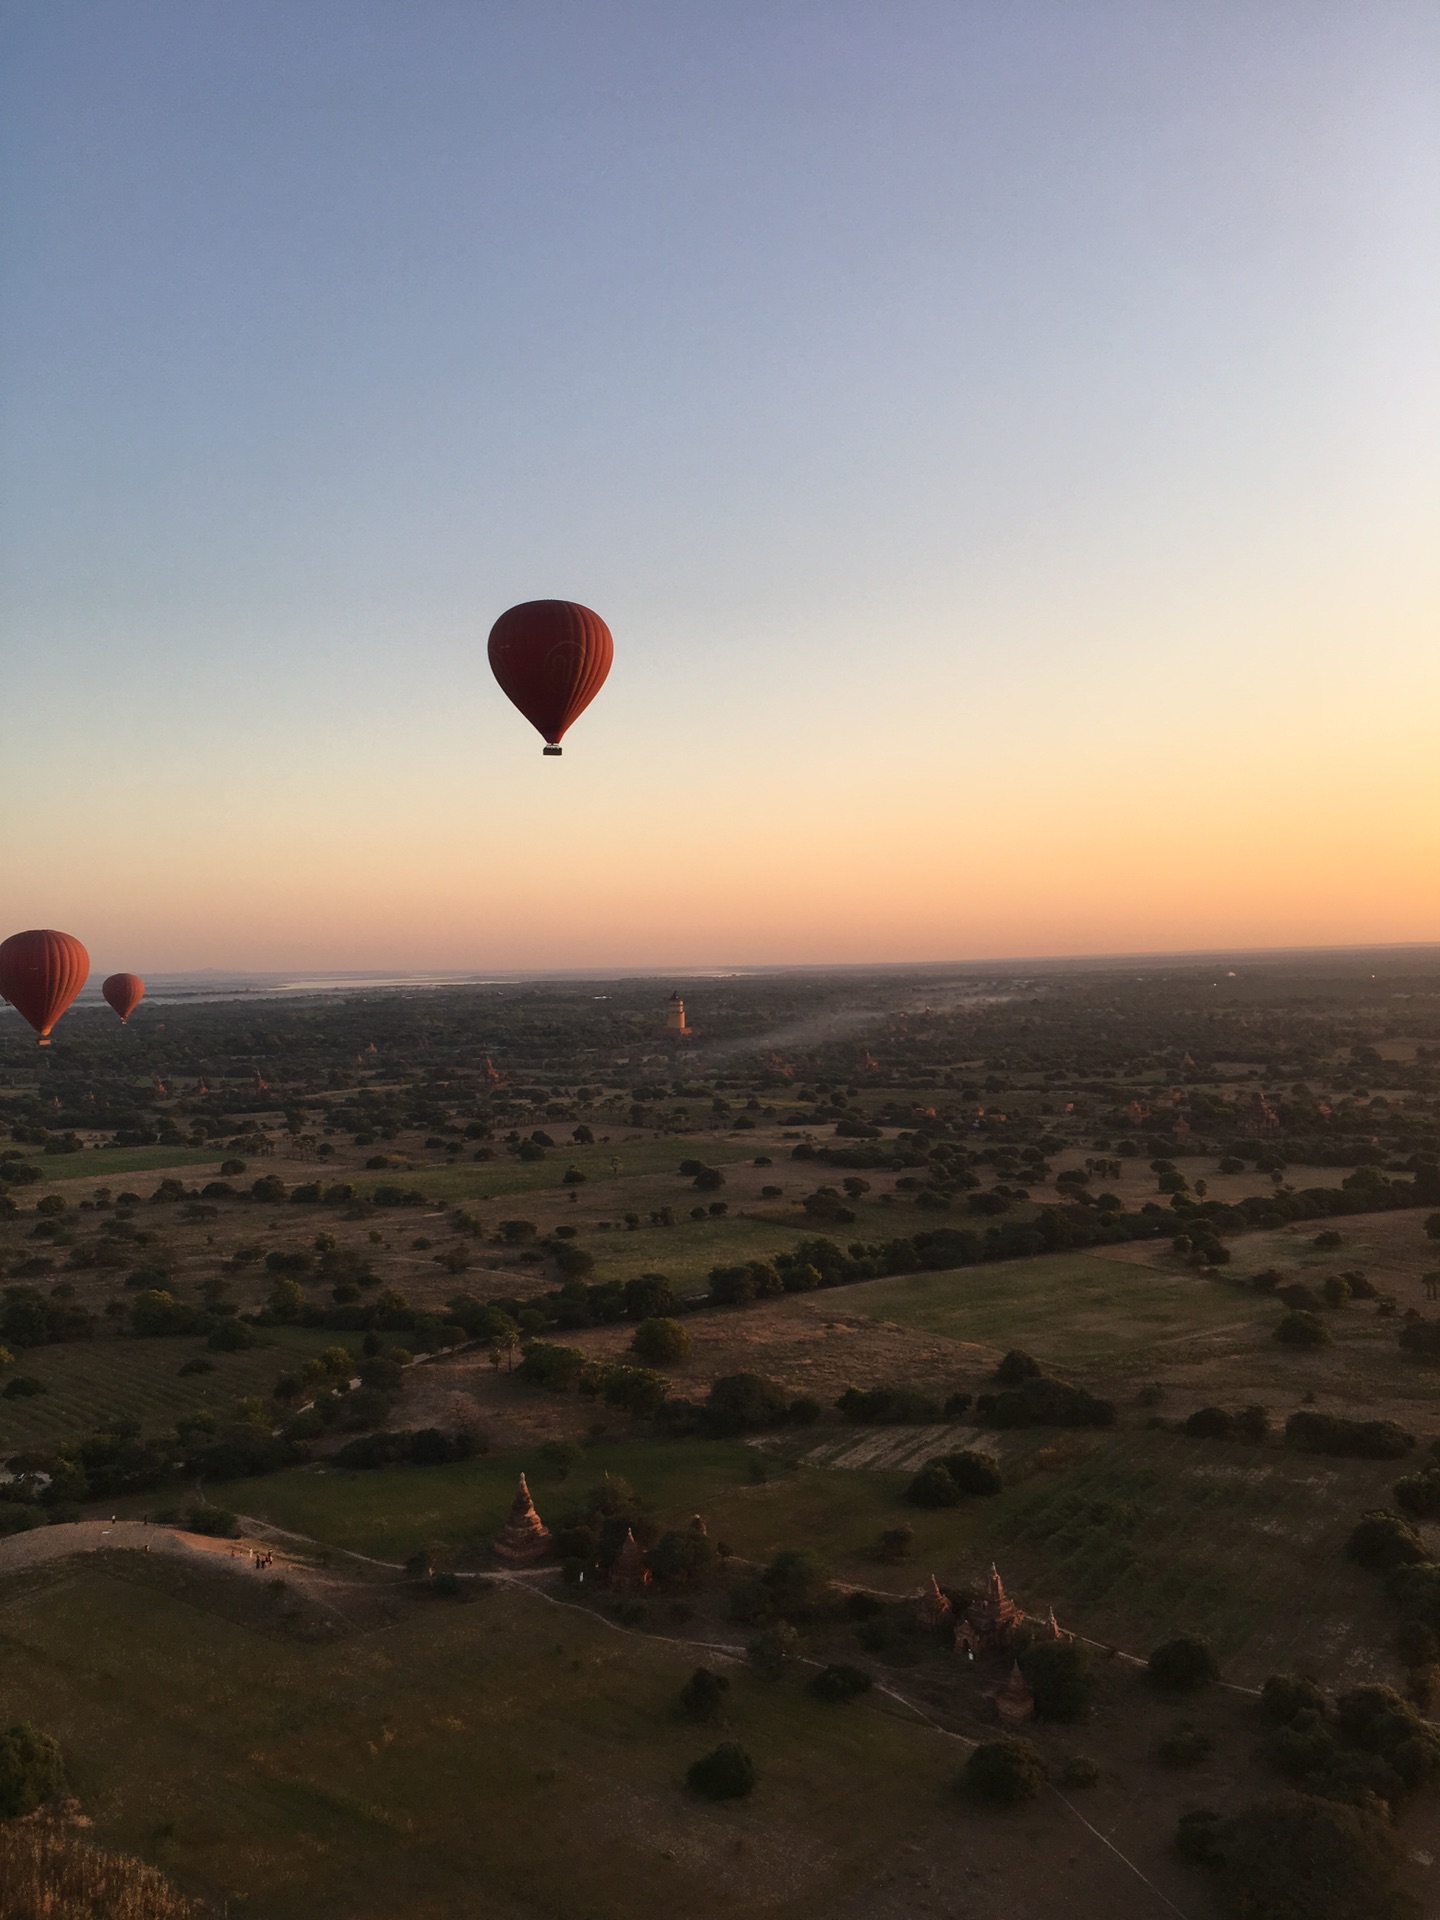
[623,1274,676,1320]
[1019,1638,1094,1722]
[1148,1634,1220,1692]
[701,1372,789,1435]
[905,1461,961,1507]
[679,1668,729,1722]
[1346,1511,1426,1573]
[1275,1311,1330,1349]
[939,1449,1003,1496]
[0,1723,65,1818]
[807,1664,872,1703]
[995,1349,1042,1386]
[631,1317,691,1365]
[686,1742,755,1800]
[963,1736,1046,1804]
[760,1548,831,1618]
[1208,1792,1417,1920]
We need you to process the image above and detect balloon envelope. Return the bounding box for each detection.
[487,600,613,753]
[0,930,90,1044]
[102,972,145,1024]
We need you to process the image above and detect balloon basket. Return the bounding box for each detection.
[543,744,563,757]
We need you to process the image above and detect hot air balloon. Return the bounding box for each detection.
[102,972,145,1024]
[487,600,613,755]
[0,930,90,1046]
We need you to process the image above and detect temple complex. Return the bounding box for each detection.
[492,1472,553,1565]
[915,1575,954,1633]
[608,1528,651,1594]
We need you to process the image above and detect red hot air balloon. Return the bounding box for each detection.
[102,972,145,1024]
[0,930,90,1046]
[487,600,613,755]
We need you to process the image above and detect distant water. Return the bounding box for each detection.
[50,966,763,1009]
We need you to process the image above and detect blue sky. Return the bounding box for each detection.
[2,2,1437,970]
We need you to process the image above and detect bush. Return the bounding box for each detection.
[1157,1724,1214,1767]
[1147,1635,1220,1693]
[1018,1638,1094,1722]
[807,1663,872,1704]
[760,1549,832,1619]
[1346,1511,1426,1573]
[1393,1468,1440,1519]
[995,1349,1042,1386]
[685,1741,754,1800]
[701,1372,790,1436]
[1058,1754,1100,1789]
[835,1384,939,1424]
[630,1317,691,1365]
[904,1462,961,1508]
[1275,1311,1330,1349]
[678,1667,729,1722]
[185,1504,239,1537]
[1286,1412,1414,1460]
[963,1736,1046,1804]
[1209,1792,1415,1920]
[0,1723,65,1818]
[1185,1406,1234,1439]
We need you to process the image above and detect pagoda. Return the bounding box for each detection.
[991,1661,1035,1726]
[915,1575,954,1633]
[608,1528,651,1595]
[492,1472,553,1565]
[956,1562,1025,1655]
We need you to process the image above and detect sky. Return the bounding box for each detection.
[2,1,1438,975]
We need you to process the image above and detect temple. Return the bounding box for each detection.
[664,992,691,1037]
[492,1472,553,1565]
[991,1661,1035,1726]
[608,1528,651,1594]
[915,1575,954,1633]
[955,1562,1025,1656]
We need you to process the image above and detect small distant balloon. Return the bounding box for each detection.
[487,600,613,755]
[102,972,145,1024]
[0,929,90,1046]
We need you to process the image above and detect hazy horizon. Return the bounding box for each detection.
[3,2,1437,973]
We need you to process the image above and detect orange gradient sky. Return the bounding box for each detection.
[3,4,1438,974]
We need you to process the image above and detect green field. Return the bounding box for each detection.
[0,1555,957,1920]
[0,1329,344,1452]
[353,1135,763,1207]
[833,1252,1278,1369]
[30,1146,224,1183]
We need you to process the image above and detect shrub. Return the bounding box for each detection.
[185,1504,239,1537]
[701,1372,790,1436]
[1285,1412,1413,1460]
[678,1668,729,1722]
[1393,1468,1440,1519]
[630,1317,691,1365]
[1018,1638,1094,1722]
[807,1664,872,1703]
[685,1742,754,1800]
[1209,1791,1415,1920]
[963,1736,1046,1804]
[0,1723,65,1818]
[1262,1675,1328,1725]
[1147,1635,1220,1692]
[995,1349,1042,1386]
[1058,1754,1100,1789]
[835,1384,939,1424]
[938,1449,1003,1496]
[746,1623,798,1679]
[1185,1406,1234,1439]
[905,1461,962,1508]
[1346,1511,1426,1573]
[760,1549,832,1619]
[1275,1311,1330,1349]
[1157,1724,1214,1767]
